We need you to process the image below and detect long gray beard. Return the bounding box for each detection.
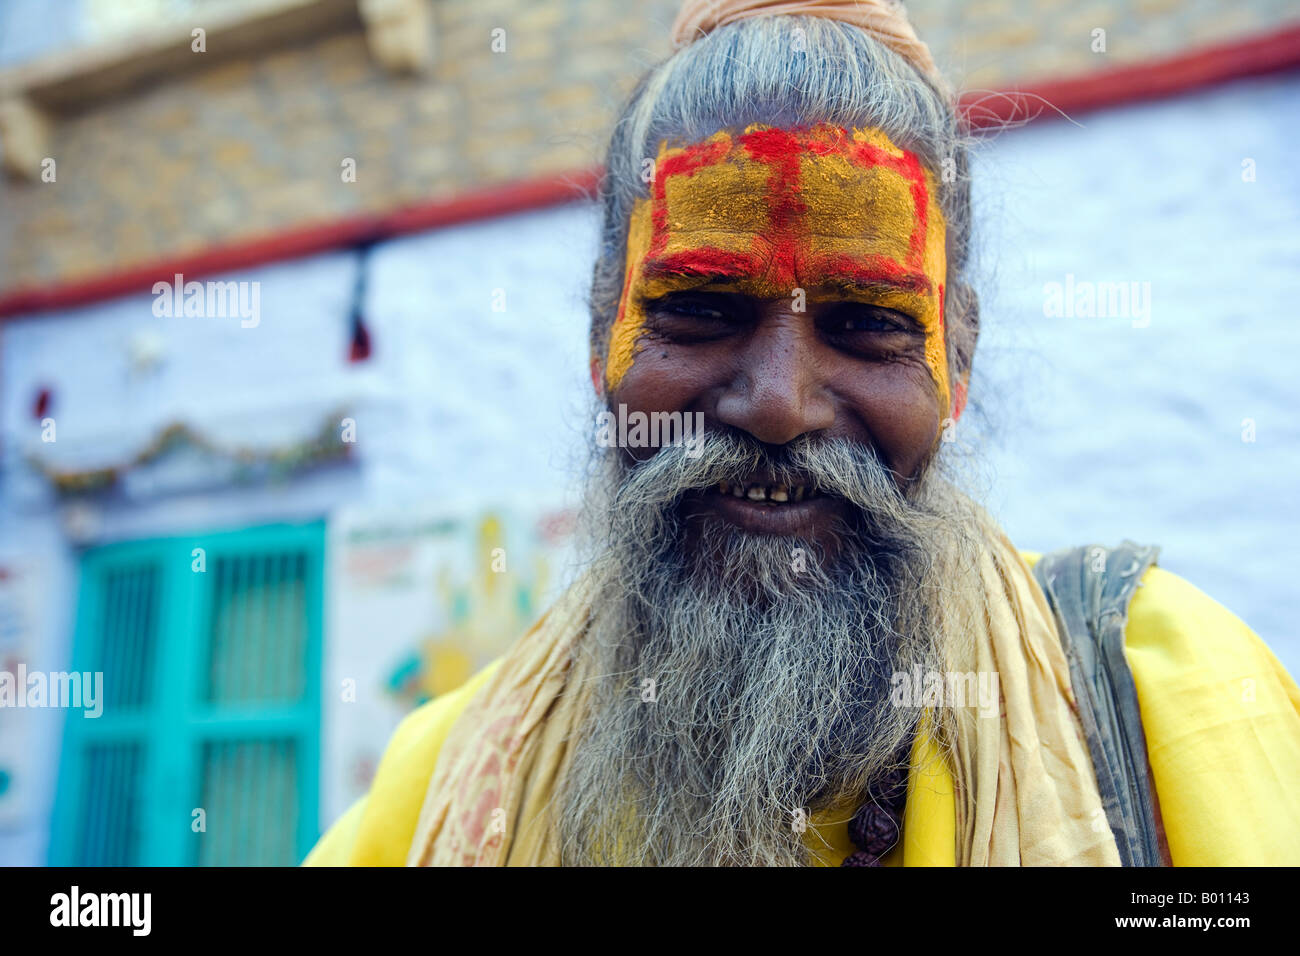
[556,429,982,866]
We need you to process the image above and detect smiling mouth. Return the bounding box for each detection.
[687,477,843,537]
[715,480,822,503]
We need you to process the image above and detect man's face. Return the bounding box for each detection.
[600,123,951,554]
[565,130,971,862]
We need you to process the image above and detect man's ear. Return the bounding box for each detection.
[951,378,969,421]
[589,355,605,398]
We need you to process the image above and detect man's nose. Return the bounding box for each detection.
[714,317,835,446]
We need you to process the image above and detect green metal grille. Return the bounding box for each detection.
[94,563,160,711]
[75,742,144,866]
[206,551,308,704]
[196,738,299,866]
[53,522,323,866]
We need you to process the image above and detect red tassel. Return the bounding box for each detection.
[349,315,371,363]
[33,387,51,419]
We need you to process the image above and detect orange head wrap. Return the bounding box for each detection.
[670,0,945,91]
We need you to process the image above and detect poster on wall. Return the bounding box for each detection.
[323,500,577,823]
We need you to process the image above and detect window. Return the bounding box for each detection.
[51,520,324,865]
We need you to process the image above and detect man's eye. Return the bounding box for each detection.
[649,295,731,322]
[828,305,914,334]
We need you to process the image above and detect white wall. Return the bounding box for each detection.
[966,72,1300,658]
[0,0,82,68]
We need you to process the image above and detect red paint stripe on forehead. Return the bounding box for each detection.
[812,253,933,296]
[763,236,800,291]
[847,140,913,177]
[642,247,932,297]
[847,141,931,270]
[737,127,806,290]
[739,127,806,232]
[641,248,763,280]
[655,136,733,184]
[900,150,931,270]
[650,137,732,257]
[738,125,804,161]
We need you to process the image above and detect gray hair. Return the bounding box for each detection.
[588,14,978,399]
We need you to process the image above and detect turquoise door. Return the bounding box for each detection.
[50,521,324,866]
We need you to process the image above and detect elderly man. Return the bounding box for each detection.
[307,1,1300,866]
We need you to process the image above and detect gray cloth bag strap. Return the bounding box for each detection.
[1031,540,1165,866]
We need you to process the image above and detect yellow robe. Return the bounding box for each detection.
[305,558,1300,866]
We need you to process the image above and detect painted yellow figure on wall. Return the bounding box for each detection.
[386,512,560,708]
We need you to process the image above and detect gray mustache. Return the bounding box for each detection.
[613,429,905,512]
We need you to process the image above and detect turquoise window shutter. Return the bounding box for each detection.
[52,521,324,866]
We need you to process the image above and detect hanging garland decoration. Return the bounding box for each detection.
[26,407,355,497]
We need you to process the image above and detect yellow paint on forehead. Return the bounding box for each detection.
[603,199,656,395]
[661,157,772,238]
[601,123,951,413]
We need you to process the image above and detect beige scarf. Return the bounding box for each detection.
[407,513,1120,866]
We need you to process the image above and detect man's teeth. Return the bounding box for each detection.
[717,481,815,503]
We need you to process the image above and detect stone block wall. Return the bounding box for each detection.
[1,0,1296,296]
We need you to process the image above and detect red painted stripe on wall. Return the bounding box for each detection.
[0,169,603,319]
[2,24,1298,320]
[959,21,1300,128]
